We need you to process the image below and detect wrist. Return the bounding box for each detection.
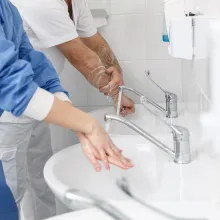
[54,92,71,103]
[85,117,101,135]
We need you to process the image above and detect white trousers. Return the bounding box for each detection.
[0,112,56,220]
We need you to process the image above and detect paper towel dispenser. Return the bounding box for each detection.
[87,0,110,28]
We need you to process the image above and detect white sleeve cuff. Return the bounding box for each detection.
[23,88,55,121]
[54,92,72,103]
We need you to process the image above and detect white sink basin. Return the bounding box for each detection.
[44,135,166,201]
[44,134,220,219]
[46,202,220,220]
[44,104,220,219]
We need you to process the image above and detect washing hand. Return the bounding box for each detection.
[113,94,135,117]
[99,66,124,97]
[76,124,134,172]
[98,66,135,116]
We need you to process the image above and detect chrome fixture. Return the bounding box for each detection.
[117,177,209,220]
[64,189,132,220]
[105,115,191,164]
[119,70,178,118]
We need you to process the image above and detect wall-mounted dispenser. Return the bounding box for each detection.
[164,0,219,60]
[87,0,111,28]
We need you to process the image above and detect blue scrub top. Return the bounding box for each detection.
[0,0,68,117]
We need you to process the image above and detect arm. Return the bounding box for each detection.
[81,33,135,116]
[0,22,42,118]
[0,16,132,171]
[57,32,135,116]
[19,31,71,103]
[1,1,133,172]
[81,32,123,74]
[57,38,111,90]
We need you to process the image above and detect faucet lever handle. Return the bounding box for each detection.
[145,70,166,94]
[145,70,177,101]
[168,124,190,141]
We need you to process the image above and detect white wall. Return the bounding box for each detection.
[52,0,183,149]
[181,59,210,115]
[181,0,220,116]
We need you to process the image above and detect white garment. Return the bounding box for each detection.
[11,0,97,75]
[0,116,56,220]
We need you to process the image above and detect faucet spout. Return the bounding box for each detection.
[119,86,167,115]
[119,84,178,118]
[105,115,191,164]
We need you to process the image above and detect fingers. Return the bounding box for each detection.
[107,157,132,170]
[79,134,102,172]
[120,106,135,116]
[82,146,102,172]
[99,148,110,170]
[109,140,122,156]
[99,82,120,97]
[118,95,135,116]
[106,66,115,74]
[80,133,110,171]
[99,83,112,94]
[99,68,123,97]
[106,140,133,168]
[83,122,134,171]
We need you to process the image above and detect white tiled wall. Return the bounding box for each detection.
[181,59,210,115]
[181,0,220,116]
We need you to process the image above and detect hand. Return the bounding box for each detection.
[99,66,124,97]
[76,119,133,172]
[64,97,134,170]
[113,94,135,117]
[77,132,133,172]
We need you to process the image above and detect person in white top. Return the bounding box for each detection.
[1,0,135,219]
[12,0,135,114]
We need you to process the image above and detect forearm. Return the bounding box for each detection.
[45,97,96,134]
[95,39,122,74]
[82,33,122,74]
[57,38,111,89]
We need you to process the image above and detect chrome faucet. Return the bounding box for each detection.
[119,70,178,118]
[105,115,191,164]
[64,189,132,220]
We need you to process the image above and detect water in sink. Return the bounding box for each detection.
[105,121,111,133]
[116,89,123,116]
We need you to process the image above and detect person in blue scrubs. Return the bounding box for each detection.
[0,0,133,219]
